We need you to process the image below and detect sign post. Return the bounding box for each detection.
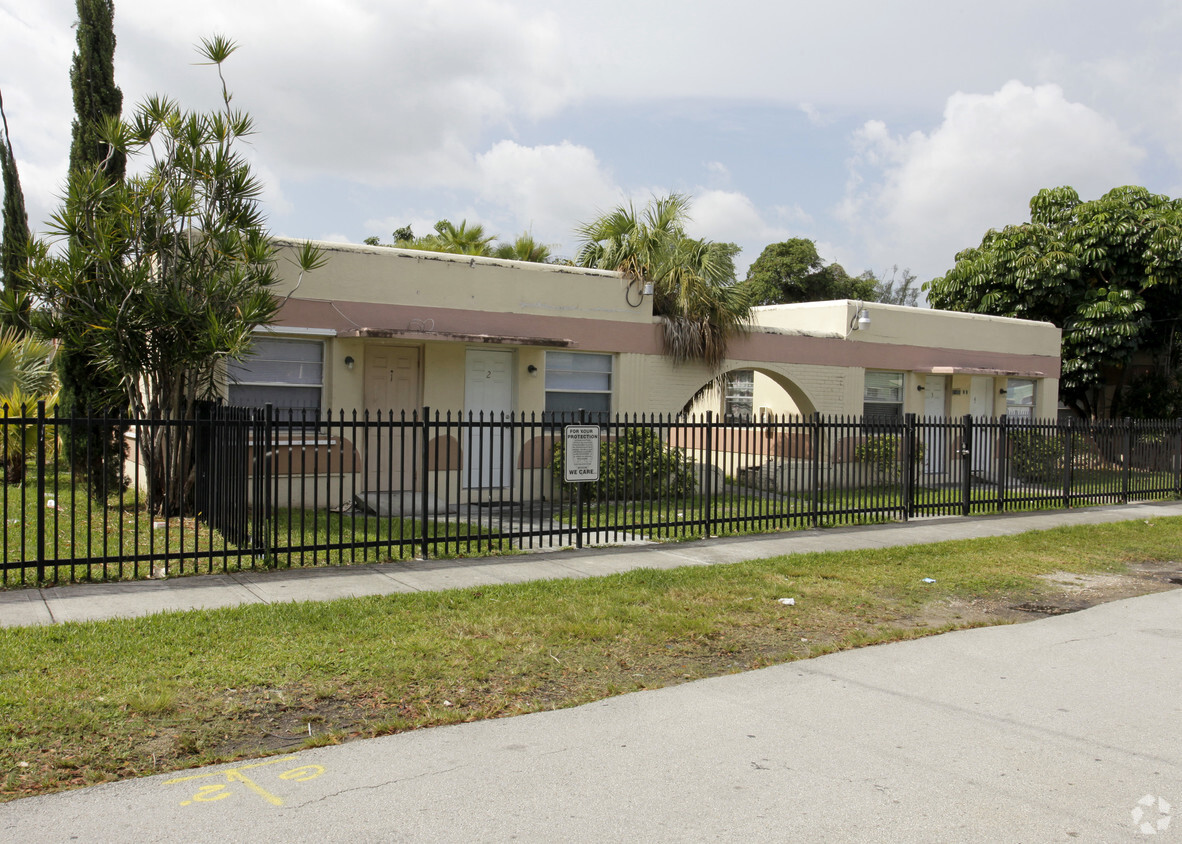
[563,424,600,548]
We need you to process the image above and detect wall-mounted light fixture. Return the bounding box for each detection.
[847,303,871,336]
[344,356,355,370]
[916,384,925,391]
[998,388,1007,395]
[527,364,538,375]
[626,278,656,308]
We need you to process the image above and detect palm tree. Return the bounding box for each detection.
[0,328,56,398]
[432,219,496,256]
[494,232,553,263]
[0,329,60,484]
[575,194,751,369]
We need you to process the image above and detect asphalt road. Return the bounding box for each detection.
[2,588,1179,842]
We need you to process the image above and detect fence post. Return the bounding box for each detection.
[1122,417,1132,504]
[1062,417,1074,510]
[902,413,915,520]
[1175,418,1182,499]
[997,414,1009,513]
[704,410,715,537]
[960,414,973,517]
[809,412,821,528]
[574,408,585,550]
[36,400,46,583]
[420,407,431,560]
[258,403,274,563]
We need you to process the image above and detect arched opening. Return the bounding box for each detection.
[683,366,818,419]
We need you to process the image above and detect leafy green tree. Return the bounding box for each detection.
[0,89,31,329]
[925,185,1182,418]
[744,238,875,305]
[575,194,751,369]
[23,37,324,514]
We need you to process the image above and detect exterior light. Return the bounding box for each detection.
[845,302,872,338]
[344,356,355,370]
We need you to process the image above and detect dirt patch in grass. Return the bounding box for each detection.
[909,558,1182,628]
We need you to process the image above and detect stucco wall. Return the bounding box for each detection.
[273,239,653,326]
[265,241,1062,421]
[753,300,1061,359]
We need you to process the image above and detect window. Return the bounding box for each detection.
[1006,378,1035,419]
[227,337,324,419]
[863,371,904,421]
[724,370,754,420]
[545,351,612,421]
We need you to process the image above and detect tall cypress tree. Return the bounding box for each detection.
[69,0,124,181]
[65,0,126,489]
[0,88,32,330]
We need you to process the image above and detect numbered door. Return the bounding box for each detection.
[922,376,948,475]
[364,346,421,491]
[464,349,514,489]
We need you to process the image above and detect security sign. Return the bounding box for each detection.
[563,425,601,482]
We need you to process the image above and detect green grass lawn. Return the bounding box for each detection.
[0,473,235,587]
[2,516,1179,801]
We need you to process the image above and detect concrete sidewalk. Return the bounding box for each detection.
[3,570,1180,841]
[4,500,1181,628]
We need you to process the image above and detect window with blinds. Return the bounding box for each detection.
[227,337,324,419]
[863,371,904,421]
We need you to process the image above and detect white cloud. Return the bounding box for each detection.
[687,191,788,246]
[798,103,831,127]
[474,140,619,243]
[841,81,1144,281]
[6,0,578,232]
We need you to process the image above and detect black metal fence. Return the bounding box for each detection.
[2,405,1180,585]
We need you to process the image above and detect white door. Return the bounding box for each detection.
[464,350,514,488]
[364,346,420,490]
[922,376,947,474]
[968,376,995,473]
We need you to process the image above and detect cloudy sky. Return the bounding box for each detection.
[3,0,1180,286]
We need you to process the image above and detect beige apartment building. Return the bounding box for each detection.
[235,240,1060,425]
[221,240,1059,506]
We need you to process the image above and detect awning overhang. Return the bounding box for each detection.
[336,327,575,347]
[922,366,1046,377]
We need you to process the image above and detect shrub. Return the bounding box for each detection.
[553,427,695,501]
[853,434,924,484]
[1009,430,1063,485]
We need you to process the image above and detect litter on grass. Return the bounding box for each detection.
[778,597,796,606]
